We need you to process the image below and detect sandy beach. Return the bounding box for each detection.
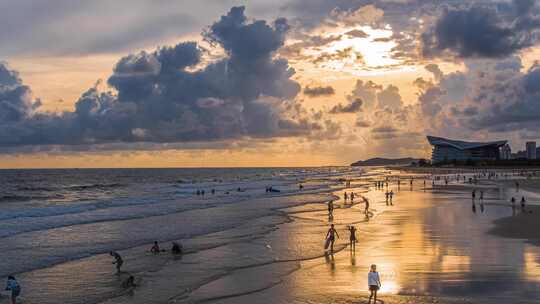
[2,167,540,304]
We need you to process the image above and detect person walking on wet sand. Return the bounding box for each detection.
[351,192,355,203]
[325,224,339,252]
[472,190,476,201]
[365,198,370,215]
[110,251,123,273]
[521,196,526,211]
[344,192,348,202]
[385,192,389,205]
[348,226,357,251]
[389,191,394,205]
[328,200,334,215]
[368,264,381,304]
[5,275,21,304]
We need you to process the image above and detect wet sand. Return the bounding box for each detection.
[490,206,540,246]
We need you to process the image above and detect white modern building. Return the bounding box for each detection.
[427,136,508,164]
[526,141,537,159]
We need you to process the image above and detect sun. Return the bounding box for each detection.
[302,25,416,76]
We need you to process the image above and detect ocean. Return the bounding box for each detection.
[0,167,360,303]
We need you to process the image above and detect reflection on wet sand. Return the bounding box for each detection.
[249,170,540,304]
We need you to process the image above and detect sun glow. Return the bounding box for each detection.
[305,25,415,76]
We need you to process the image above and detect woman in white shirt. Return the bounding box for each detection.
[368,264,381,304]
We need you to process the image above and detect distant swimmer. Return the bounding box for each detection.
[299,184,304,190]
[171,242,183,255]
[367,264,382,304]
[325,224,340,252]
[151,241,160,254]
[110,251,123,273]
[348,226,357,251]
[5,275,21,304]
[211,189,215,195]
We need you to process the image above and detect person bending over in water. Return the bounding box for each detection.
[110,251,123,273]
[368,264,381,304]
[5,276,21,304]
[150,241,161,254]
[171,242,183,255]
[326,224,339,252]
[348,226,357,251]
[122,275,136,289]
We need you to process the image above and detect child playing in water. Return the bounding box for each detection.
[368,264,381,304]
[325,224,339,252]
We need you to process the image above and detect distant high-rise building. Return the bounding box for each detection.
[500,144,512,160]
[526,141,537,159]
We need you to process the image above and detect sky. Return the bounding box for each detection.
[1,0,540,168]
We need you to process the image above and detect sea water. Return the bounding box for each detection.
[0,167,359,303]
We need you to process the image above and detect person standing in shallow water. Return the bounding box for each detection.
[348,226,357,251]
[367,264,381,304]
[110,251,123,273]
[325,224,339,252]
[5,275,21,304]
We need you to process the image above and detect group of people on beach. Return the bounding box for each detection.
[323,181,382,303]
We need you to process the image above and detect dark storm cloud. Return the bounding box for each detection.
[468,64,540,132]
[0,63,41,123]
[329,98,363,114]
[422,2,540,58]
[0,7,336,150]
[303,85,336,97]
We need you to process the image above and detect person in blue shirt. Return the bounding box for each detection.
[5,276,21,304]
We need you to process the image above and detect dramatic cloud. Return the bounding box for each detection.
[0,63,41,123]
[422,3,540,58]
[0,7,339,150]
[468,64,540,132]
[303,85,335,97]
[329,98,363,114]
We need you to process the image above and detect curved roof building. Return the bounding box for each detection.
[427,136,507,164]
